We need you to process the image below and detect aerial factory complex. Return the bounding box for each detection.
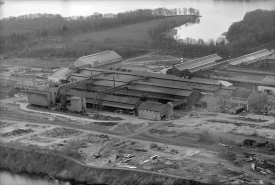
[1,48,275,185]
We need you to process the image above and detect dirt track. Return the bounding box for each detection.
[1,96,275,184]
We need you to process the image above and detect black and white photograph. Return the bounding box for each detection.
[0,0,275,185]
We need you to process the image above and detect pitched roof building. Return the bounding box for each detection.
[72,50,122,69]
[167,54,222,74]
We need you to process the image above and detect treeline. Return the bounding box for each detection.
[226,9,275,48]
[0,7,200,36]
[150,9,275,58]
[0,7,199,57]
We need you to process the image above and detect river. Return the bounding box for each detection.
[0,0,274,42]
[0,170,87,185]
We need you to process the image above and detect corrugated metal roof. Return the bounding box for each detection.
[215,88,233,96]
[228,49,272,66]
[226,65,275,76]
[49,67,75,79]
[128,84,193,97]
[138,101,165,112]
[262,76,275,83]
[102,95,139,105]
[74,51,122,67]
[79,67,220,85]
[267,54,275,60]
[175,54,222,71]
[231,89,253,99]
[102,102,135,110]
[36,87,57,93]
[66,89,97,99]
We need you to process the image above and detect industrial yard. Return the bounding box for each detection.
[0,48,275,185]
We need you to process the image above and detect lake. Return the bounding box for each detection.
[0,170,87,185]
[0,0,274,42]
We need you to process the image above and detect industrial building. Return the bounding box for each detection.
[48,67,77,83]
[71,50,123,69]
[137,101,173,121]
[0,86,20,99]
[230,89,261,111]
[26,49,274,118]
[166,53,222,76]
[266,54,275,69]
[27,66,229,118]
[225,49,273,66]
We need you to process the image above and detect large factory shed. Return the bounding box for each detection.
[63,89,141,114]
[68,67,221,94]
[72,50,122,69]
[258,76,275,95]
[226,49,272,66]
[214,87,236,107]
[224,65,275,76]
[166,53,222,75]
[230,89,260,111]
[138,101,171,121]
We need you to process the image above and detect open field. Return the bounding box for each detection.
[0,58,73,69]
[71,15,196,42]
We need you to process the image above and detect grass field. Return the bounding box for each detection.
[71,15,195,42]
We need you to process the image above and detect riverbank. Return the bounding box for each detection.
[0,145,209,185]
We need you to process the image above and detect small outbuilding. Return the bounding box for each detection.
[138,101,170,121]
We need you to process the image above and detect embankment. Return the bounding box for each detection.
[0,145,209,185]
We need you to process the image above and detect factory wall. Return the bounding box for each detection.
[248,91,260,110]
[27,91,50,107]
[138,109,161,121]
[187,90,201,107]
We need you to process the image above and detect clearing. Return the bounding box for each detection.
[71,15,196,42]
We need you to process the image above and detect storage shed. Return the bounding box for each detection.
[138,102,167,121]
[69,96,86,113]
[27,90,51,108]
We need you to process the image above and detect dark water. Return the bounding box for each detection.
[0,170,84,185]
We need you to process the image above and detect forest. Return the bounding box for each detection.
[0,7,199,58]
[0,9,274,60]
[149,9,275,58]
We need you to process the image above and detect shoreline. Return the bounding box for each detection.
[0,144,209,185]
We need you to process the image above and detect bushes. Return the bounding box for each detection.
[0,145,209,185]
[197,130,213,144]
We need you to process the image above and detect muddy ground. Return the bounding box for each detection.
[1,94,275,184]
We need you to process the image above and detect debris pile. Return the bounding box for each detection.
[28,135,55,143]
[2,128,33,137]
[43,127,82,138]
[218,150,236,161]
[0,121,14,128]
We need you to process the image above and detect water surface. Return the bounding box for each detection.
[0,170,76,185]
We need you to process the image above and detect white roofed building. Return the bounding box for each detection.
[71,50,122,69]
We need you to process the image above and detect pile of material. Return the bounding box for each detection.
[218,150,236,161]
[2,128,33,137]
[44,127,82,138]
